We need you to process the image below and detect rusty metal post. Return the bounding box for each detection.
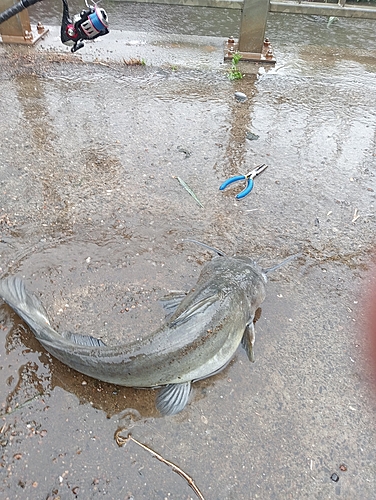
[239,0,269,54]
[224,0,275,63]
[0,0,48,45]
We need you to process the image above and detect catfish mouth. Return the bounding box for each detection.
[233,256,267,280]
[184,239,267,281]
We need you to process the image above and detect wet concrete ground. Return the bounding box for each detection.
[0,9,376,500]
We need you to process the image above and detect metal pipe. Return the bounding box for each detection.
[110,0,244,8]
[0,0,44,24]
[111,0,376,18]
[269,1,376,20]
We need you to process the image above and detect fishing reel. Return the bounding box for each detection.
[61,0,109,53]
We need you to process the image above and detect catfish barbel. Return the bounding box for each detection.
[0,242,299,416]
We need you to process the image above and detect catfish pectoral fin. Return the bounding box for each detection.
[156,382,192,416]
[241,322,256,363]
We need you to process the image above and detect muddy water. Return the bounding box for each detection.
[1,11,376,500]
[29,1,241,36]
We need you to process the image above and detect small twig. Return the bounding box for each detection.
[0,393,43,417]
[352,208,360,223]
[115,430,206,500]
[93,61,112,68]
[173,176,204,208]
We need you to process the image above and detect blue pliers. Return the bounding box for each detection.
[219,164,268,199]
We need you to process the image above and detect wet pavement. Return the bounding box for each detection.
[1,7,376,500]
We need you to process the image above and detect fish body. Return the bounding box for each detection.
[0,255,267,415]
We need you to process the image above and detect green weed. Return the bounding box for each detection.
[228,52,243,81]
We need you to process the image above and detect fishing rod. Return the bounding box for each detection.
[0,0,109,52]
[0,0,42,24]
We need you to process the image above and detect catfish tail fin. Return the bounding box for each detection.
[0,277,106,348]
[0,277,56,340]
[0,276,51,327]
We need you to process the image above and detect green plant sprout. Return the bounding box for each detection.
[228,51,243,81]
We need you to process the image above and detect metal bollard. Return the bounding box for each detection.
[0,0,48,45]
[224,0,275,63]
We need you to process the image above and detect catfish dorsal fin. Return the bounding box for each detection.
[169,293,218,328]
[159,291,188,318]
